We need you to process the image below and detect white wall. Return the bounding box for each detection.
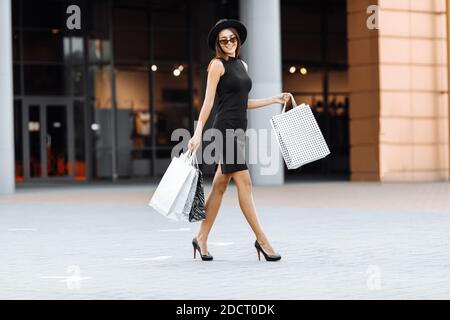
[0,0,15,194]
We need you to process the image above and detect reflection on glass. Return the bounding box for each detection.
[153,29,187,61]
[74,101,86,180]
[23,0,65,29]
[24,65,69,95]
[115,65,150,178]
[29,105,41,177]
[328,95,349,153]
[327,35,347,65]
[87,1,110,37]
[130,149,151,177]
[72,66,84,96]
[23,31,64,62]
[46,105,68,177]
[329,70,348,93]
[89,66,113,179]
[12,0,19,27]
[14,101,23,182]
[88,39,111,63]
[13,64,20,95]
[153,62,189,148]
[114,29,149,61]
[71,37,84,64]
[113,3,149,29]
[13,30,20,61]
[283,33,322,63]
[64,37,84,64]
[283,66,324,111]
[89,66,112,109]
[151,1,187,29]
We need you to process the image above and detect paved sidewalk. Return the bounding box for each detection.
[1,181,450,299]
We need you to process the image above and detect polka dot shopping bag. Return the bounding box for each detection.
[270,94,330,169]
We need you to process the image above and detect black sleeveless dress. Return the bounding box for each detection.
[211,56,252,174]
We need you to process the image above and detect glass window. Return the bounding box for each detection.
[114,29,149,61]
[22,0,67,29]
[283,33,322,62]
[46,105,69,177]
[12,0,20,27]
[14,101,23,182]
[150,0,187,30]
[283,2,321,34]
[115,107,134,178]
[13,30,20,62]
[283,66,323,103]
[13,64,21,96]
[23,30,64,62]
[115,65,149,111]
[327,34,347,65]
[72,66,85,96]
[327,2,347,34]
[86,1,109,36]
[113,2,149,29]
[24,65,69,96]
[152,62,189,150]
[329,70,348,93]
[28,105,41,178]
[281,1,322,63]
[85,0,111,64]
[69,37,85,65]
[88,66,114,179]
[129,150,152,177]
[88,38,112,63]
[115,64,150,178]
[153,29,187,61]
[88,65,112,109]
[73,100,86,180]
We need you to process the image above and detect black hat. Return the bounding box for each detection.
[207,19,247,51]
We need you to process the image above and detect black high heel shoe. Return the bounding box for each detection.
[192,238,213,261]
[255,240,281,261]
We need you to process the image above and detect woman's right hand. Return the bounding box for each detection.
[188,134,201,153]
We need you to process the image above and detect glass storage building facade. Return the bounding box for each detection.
[10,0,350,183]
[4,0,447,193]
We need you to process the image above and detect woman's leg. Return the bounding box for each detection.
[231,169,277,255]
[196,163,232,254]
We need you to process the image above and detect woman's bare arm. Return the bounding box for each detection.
[247,97,277,109]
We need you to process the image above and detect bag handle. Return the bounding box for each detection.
[180,149,192,162]
[281,93,298,114]
[183,148,199,168]
[191,151,199,169]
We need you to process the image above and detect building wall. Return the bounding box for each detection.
[347,0,381,180]
[3,0,350,185]
[347,0,450,181]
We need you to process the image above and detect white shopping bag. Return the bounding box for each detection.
[148,150,197,221]
[270,94,330,169]
[171,163,197,221]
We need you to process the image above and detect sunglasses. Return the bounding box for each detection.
[218,35,238,46]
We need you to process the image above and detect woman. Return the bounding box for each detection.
[187,19,291,262]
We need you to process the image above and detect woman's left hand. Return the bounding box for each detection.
[273,92,291,104]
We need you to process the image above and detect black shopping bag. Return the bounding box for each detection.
[188,169,206,222]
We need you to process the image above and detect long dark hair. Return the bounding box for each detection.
[206,27,241,72]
